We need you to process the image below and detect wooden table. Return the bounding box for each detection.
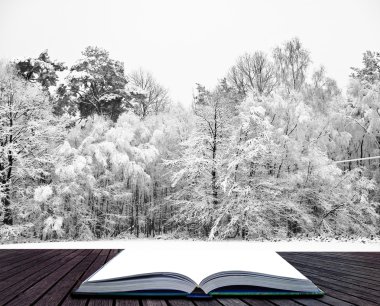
[0,249,378,306]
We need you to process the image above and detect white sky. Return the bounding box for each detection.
[0,0,379,106]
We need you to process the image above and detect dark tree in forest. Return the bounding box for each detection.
[57,46,132,121]
[15,50,66,90]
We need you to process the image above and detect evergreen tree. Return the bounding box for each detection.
[15,50,66,90]
[57,46,131,121]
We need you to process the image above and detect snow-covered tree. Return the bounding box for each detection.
[304,66,341,114]
[273,37,311,91]
[128,69,171,118]
[167,83,240,236]
[209,97,280,239]
[343,50,380,171]
[2,41,379,242]
[0,62,66,226]
[56,46,131,121]
[227,51,276,96]
[48,112,160,238]
[351,51,380,85]
[143,104,194,236]
[15,50,66,90]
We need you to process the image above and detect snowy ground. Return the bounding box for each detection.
[1,238,379,251]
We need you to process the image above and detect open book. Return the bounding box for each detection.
[74,243,323,298]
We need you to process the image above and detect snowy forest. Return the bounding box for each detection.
[1,38,380,242]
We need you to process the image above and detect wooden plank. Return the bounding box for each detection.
[316,283,378,306]
[108,248,120,259]
[167,299,195,306]
[282,257,380,290]
[290,254,380,272]
[309,283,379,306]
[0,249,58,278]
[282,254,379,277]
[241,298,274,306]
[34,249,102,306]
[217,298,249,306]
[61,249,112,306]
[298,252,380,261]
[0,249,29,260]
[289,264,380,304]
[298,273,380,302]
[268,299,300,306]
[142,299,168,306]
[290,297,330,306]
[283,252,380,271]
[292,262,380,291]
[88,298,113,306]
[0,250,78,304]
[0,249,49,268]
[193,300,221,306]
[282,252,380,274]
[280,258,380,288]
[5,249,91,306]
[294,295,354,306]
[309,252,380,261]
[86,249,120,306]
[280,253,380,282]
[115,299,141,306]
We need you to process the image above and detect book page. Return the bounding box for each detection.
[88,241,307,284]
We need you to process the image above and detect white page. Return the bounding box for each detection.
[88,241,306,284]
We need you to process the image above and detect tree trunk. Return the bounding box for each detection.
[276,160,283,178]
[1,95,14,225]
[211,107,218,208]
[129,204,134,234]
[136,202,139,237]
[2,189,12,225]
[360,136,364,166]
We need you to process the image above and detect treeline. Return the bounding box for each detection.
[0,39,379,242]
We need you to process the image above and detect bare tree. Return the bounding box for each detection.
[227,51,276,96]
[227,65,249,96]
[129,69,170,118]
[273,37,311,91]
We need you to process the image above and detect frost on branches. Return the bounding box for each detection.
[0,63,66,231]
[167,83,239,237]
[44,112,161,239]
[1,42,380,243]
[56,47,132,121]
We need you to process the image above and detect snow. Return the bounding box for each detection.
[33,185,53,202]
[42,216,64,240]
[149,129,165,146]
[58,141,77,156]
[250,105,266,117]
[1,239,379,251]
[67,70,93,80]
[125,84,148,96]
